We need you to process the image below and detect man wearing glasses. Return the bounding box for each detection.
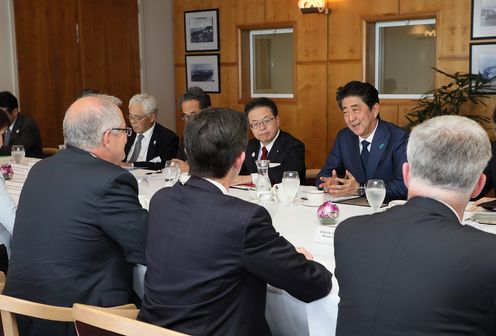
[5,95,147,336]
[122,93,178,170]
[237,97,306,185]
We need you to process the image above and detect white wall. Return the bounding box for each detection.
[0,0,176,131]
[140,0,176,131]
[0,0,18,95]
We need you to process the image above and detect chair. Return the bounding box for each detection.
[73,303,189,336]
[304,168,320,186]
[42,147,59,157]
[0,294,73,336]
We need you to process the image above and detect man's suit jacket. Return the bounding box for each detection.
[4,146,147,336]
[0,113,43,158]
[138,176,332,336]
[335,197,496,336]
[479,141,496,197]
[124,122,179,170]
[317,119,408,200]
[241,130,306,184]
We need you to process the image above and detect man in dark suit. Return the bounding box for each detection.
[122,93,178,170]
[238,97,306,185]
[317,81,408,201]
[334,115,496,336]
[0,91,43,158]
[139,107,332,335]
[4,95,147,336]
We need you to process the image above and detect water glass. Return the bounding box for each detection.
[11,145,25,164]
[163,161,180,186]
[136,176,150,196]
[282,171,300,205]
[366,179,386,212]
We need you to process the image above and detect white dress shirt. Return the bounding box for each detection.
[126,123,156,163]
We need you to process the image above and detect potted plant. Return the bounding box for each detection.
[405,67,496,130]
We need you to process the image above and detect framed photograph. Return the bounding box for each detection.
[471,0,496,39]
[185,54,221,93]
[470,42,496,93]
[184,9,219,52]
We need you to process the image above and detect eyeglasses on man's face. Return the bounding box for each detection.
[110,127,133,137]
[181,111,198,122]
[127,113,153,122]
[249,117,275,130]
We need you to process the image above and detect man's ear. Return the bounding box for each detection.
[471,173,487,199]
[101,129,111,149]
[402,162,410,188]
[234,151,246,170]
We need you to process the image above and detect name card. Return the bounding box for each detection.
[313,226,335,245]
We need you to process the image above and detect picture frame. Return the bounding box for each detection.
[184,9,219,52]
[470,42,496,93]
[471,0,496,39]
[185,54,221,93]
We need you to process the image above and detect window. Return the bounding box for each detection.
[239,27,294,99]
[367,19,436,99]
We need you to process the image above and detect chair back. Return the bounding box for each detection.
[73,303,188,336]
[0,294,73,336]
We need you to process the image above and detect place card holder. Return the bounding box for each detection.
[313,226,335,245]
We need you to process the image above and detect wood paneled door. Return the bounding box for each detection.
[14,0,140,148]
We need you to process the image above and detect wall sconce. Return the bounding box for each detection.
[298,0,329,14]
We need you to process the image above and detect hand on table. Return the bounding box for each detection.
[319,170,359,196]
[296,247,314,261]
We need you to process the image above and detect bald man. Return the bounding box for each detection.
[4,95,147,336]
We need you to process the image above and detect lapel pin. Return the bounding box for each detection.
[251,152,255,157]
[15,129,19,134]
[153,140,156,145]
[379,143,384,150]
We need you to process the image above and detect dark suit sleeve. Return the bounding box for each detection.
[385,130,408,200]
[271,137,306,185]
[242,206,332,302]
[316,134,345,187]
[99,171,147,265]
[477,141,496,198]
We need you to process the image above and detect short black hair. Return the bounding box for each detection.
[336,81,379,110]
[0,91,18,114]
[0,108,10,129]
[184,107,248,178]
[244,97,278,117]
[178,87,211,111]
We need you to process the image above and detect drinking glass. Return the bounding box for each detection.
[11,145,25,164]
[136,176,150,196]
[366,179,386,212]
[163,161,180,186]
[282,171,300,205]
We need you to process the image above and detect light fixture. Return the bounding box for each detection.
[298,0,329,14]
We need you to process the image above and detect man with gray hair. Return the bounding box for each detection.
[334,115,496,335]
[4,95,147,336]
[122,93,178,170]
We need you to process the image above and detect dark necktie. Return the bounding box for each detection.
[3,128,10,146]
[360,140,370,171]
[128,134,144,163]
[260,146,268,160]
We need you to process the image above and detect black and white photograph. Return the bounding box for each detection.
[184,9,219,52]
[470,42,496,93]
[472,0,496,39]
[185,54,220,93]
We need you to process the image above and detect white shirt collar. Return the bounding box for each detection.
[203,177,228,194]
[359,120,378,150]
[259,129,280,158]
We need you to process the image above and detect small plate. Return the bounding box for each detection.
[301,201,321,207]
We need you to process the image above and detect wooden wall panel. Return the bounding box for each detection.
[399,0,440,13]
[266,0,299,22]
[361,0,398,15]
[296,63,328,168]
[328,0,363,61]
[296,14,328,62]
[379,105,399,124]
[438,0,470,58]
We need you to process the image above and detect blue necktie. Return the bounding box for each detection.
[360,140,370,171]
[3,128,10,146]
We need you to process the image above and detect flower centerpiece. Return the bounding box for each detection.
[317,201,339,225]
[0,164,13,180]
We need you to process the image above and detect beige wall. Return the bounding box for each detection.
[0,0,18,95]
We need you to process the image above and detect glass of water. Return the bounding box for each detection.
[11,145,25,164]
[366,179,386,212]
[163,161,180,187]
[282,171,300,206]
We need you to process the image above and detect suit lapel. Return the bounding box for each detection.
[125,132,136,156]
[346,132,365,181]
[366,120,390,179]
[267,132,283,162]
[245,139,260,172]
[8,114,24,145]
[146,126,160,161]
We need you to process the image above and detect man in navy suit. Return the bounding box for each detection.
[139,107,332,335]
[122,93,178,170]
[238,97,306,185]
[317,81,408,201]
[334,116,496,335]
[0,91,43,158]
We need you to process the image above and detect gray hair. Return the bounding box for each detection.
[407,115,491,195]
[63,94,122,150]
[129,93,157,115]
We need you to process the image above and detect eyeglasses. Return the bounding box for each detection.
[127,113,153,122]
[181,111,197,122]
[249,117,275,130]
[110,127,133,137]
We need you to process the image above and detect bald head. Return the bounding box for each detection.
[63,94,127,163]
